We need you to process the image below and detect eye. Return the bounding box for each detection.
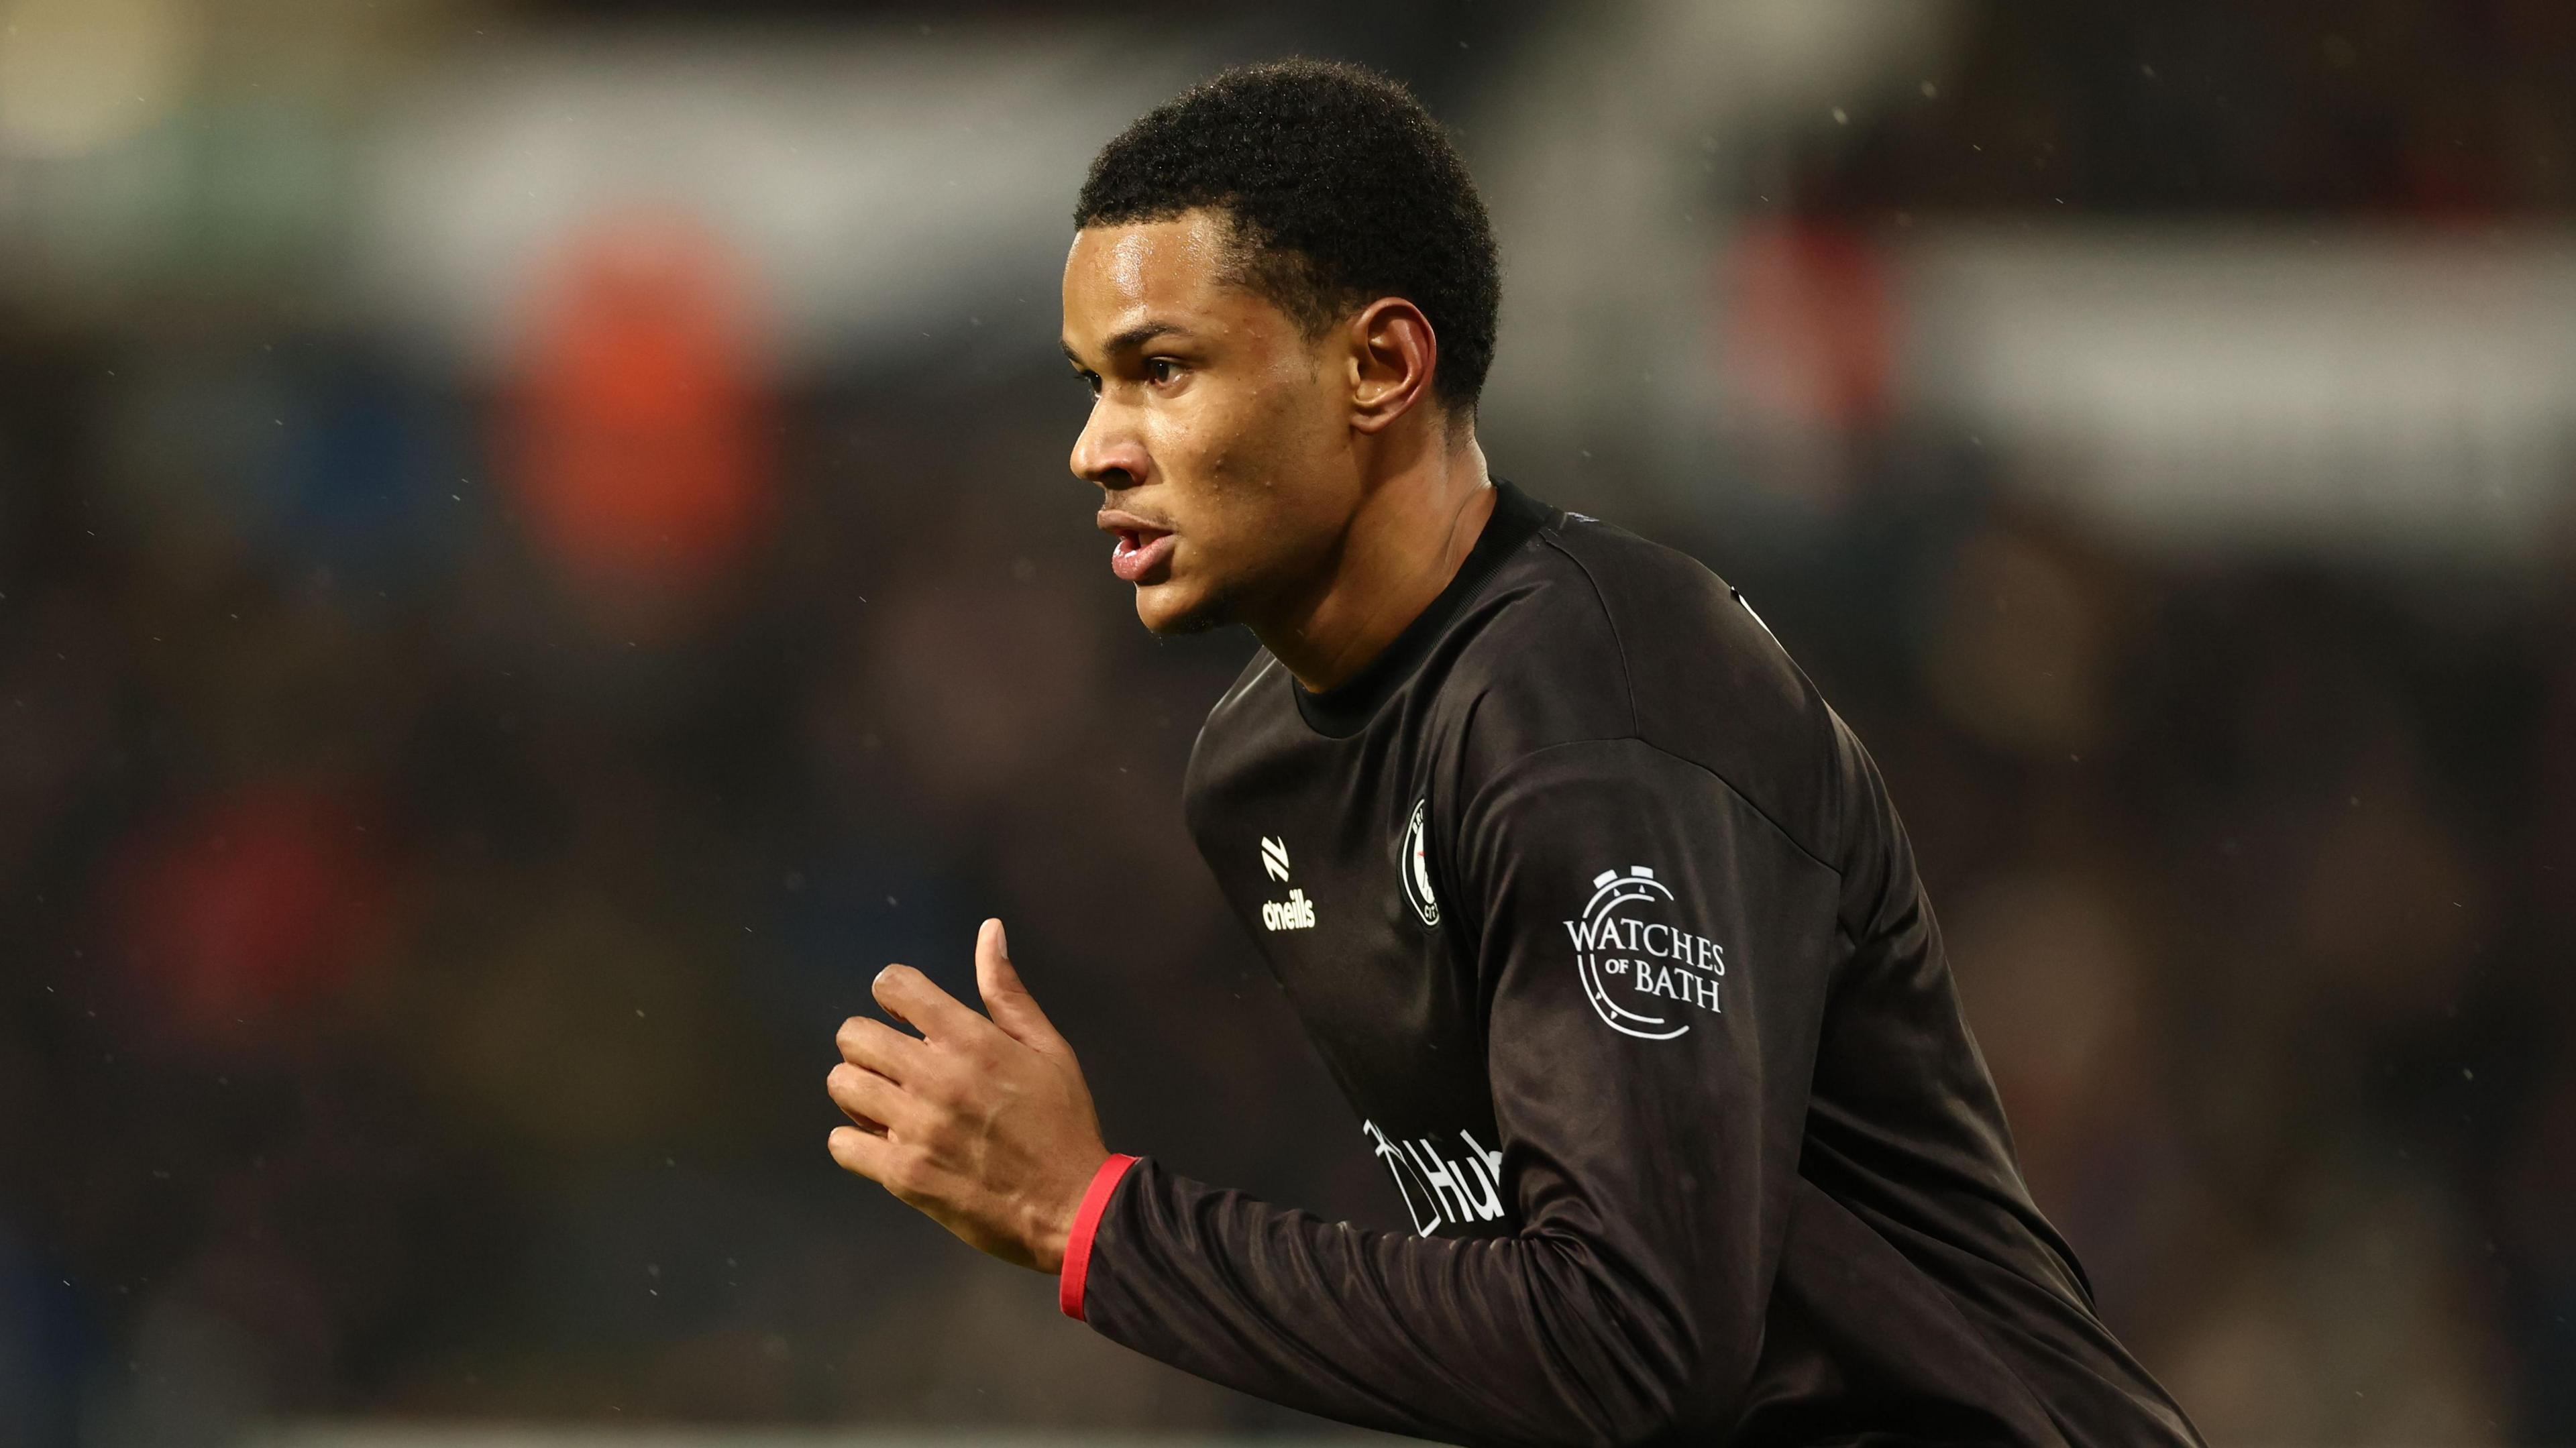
[1145,357,1183,387]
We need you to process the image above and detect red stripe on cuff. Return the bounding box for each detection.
[1058,1152,1139,1322]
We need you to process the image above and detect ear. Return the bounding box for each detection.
[1346,297,1439,435]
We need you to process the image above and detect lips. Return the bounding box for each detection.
[1109,526,1175,584]
[1097,508,1177,585]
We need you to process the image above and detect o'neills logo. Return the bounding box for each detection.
[1565,865,1725,1040]
[1261,889,1316,932]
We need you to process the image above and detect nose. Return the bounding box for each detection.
[1070,397,1150,493]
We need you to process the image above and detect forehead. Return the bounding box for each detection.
[1062,211,1269,338]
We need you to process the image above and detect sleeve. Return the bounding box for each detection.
[1071,737,1845,1445]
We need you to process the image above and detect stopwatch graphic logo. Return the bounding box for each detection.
[1564,865,1727,1040]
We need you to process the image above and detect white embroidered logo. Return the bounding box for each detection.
[1258,836,1315,931]
[1261,890,1316,932]
[1563,866,1726,1040]
[1399,797,1440,928]
[1363,1121,1506,1236]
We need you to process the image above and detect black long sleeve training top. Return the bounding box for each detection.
[1061,480,2204,1447]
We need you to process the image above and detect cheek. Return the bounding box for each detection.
[1201,374,1335,499]
[1148,392,1272,527]
[1158,366,1344,579]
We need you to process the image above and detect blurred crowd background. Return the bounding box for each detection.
[5,1,2576,1443]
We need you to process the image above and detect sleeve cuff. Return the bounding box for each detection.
[1057,1152,1140,1322]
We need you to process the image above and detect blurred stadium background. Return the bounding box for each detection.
[5,0,2575,1443]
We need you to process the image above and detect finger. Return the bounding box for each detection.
[828,1124,897,1182]
[835,1013,927,1082]
[975,917,1068,1056]
[826,1062,914,1133]
[873,963,989,1044]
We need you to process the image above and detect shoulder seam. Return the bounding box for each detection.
[1525,524,1842,879]
[1535,528,1640,740]
[1459,734,1844,881]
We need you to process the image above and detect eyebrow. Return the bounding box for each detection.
[1063,321,1191,369]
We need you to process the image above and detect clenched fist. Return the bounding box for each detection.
[826,918,1111,1272]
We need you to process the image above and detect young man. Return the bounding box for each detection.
[826,60,2203,1445]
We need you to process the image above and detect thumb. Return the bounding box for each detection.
[975,918,1067,1055]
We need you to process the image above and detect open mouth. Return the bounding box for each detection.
[1108,526,1175,584]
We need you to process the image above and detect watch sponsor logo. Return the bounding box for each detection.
[1364,1121,1505,1236]
[1564,865,1725,1040]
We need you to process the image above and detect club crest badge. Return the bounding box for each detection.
[1399,796,1440,928]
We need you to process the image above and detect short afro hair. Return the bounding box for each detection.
[1074,59,1501,415]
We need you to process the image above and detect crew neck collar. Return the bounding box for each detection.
[1289,478,1554,738]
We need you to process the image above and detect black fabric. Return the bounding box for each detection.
[1082,484,2204,1447]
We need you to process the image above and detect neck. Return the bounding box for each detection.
[1255,425,1497,692]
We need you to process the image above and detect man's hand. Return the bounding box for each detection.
[826,918,1111,1272]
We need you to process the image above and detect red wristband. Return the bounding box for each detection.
[1058,1152,1140,1322]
